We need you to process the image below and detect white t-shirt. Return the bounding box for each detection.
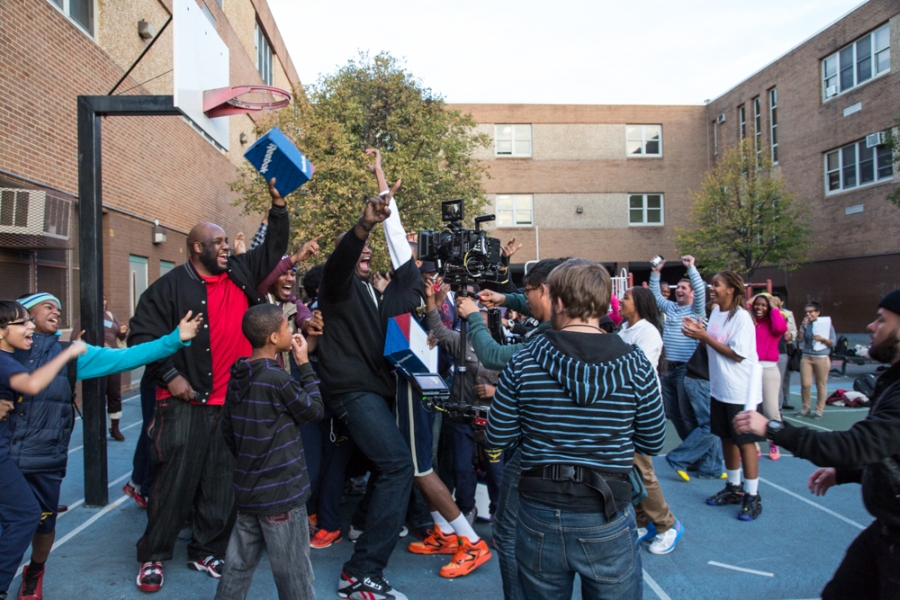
[618,319,663,373]
[706,306,759,405]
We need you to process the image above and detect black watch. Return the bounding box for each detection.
[766,420,785,439]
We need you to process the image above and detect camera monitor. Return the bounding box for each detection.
[410,373,450,402]
[442,199,464,223]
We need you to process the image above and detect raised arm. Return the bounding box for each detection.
[9,342,85,396]
[234,178,290,289]
[365,149,409,270]
[649,271,674,312]
[683,256,706,317]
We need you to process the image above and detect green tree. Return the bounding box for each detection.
[675,138,812,278]
[231,52,490,271]
[885,117,900,207]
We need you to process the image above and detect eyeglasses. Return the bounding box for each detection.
[6,318,34,327]
[524,285,542,294]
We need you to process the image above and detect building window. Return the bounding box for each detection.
[129,255,149,316]
[494,125,532,157]
[753,97,762,164]
[495,194,533,226]
[628,194,664,226]
[256,23,273,85]
[159,260,175,277]
[824,138,893,193]
[769,88,778,164]
[48,0,93,35]
[822,23,890,100]
[626,125,662,157]
[739,105,746,139]
[713,121,718,156]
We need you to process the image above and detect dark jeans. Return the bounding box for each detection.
[822,519,900,600]
[136,400,236,562]
[516,498,641,600]
[660,364,696,441]
[308,417,356,532]
[666,377,724,477]
[493,448,524,600]
[328,392,413,578]
[449,422,503,515]
[300,421,322,515]
[215,505,316,600]
[0,454,41,593]
[131,373,157,493]
[103,371,123,415]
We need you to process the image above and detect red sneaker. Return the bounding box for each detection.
[136,561,163,593]
[407,528,459,555]
[439,538,492,578]
[123,482,148,509]
[310,528,343,549]
[17,565,44,600]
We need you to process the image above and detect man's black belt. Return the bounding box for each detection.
[666,361,686,369]
[522,464,623,520]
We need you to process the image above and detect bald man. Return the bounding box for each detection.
[127,180,289,593]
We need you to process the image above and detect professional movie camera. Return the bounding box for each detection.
[417,199,503,288]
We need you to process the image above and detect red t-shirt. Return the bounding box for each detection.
[157,267,250,405]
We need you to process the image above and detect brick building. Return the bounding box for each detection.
[0,0,300,333]
[450,0,900,332]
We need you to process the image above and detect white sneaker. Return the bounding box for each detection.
[648,520,683,555]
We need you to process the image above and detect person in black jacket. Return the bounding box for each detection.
[128,179,289,593]
[216,303,323,600]
[734,290,900,599]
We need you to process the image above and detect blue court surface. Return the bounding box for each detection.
[8,364,881,599]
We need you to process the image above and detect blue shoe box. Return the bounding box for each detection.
[243,127,315,197]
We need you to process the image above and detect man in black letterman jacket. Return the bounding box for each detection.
[127,180,288,592]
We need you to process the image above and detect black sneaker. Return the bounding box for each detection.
[738,493,762,520]
[706,482,745,506]
[337,571,408,600]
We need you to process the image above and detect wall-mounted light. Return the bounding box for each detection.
[152,220,166,245]
[240,132,248,144]
[138,19,156,40]
[576,206,584,214]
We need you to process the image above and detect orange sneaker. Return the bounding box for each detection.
[407,528,459,555]
[310,528,342,549]
[439,537,492,578]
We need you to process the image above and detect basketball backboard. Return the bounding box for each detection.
[173,0,230,150]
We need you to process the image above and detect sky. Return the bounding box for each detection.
[266,0,867,105]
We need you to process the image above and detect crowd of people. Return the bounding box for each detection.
[0,148,898,600]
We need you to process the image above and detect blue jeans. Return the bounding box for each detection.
[328,392,413,578]
[516,498,642,600]
[215,505,315,600]
[660,364,696,441]
[0,453,41,593]
[449,422,503,515]
[492,448,524,600]
[666,377,724,477]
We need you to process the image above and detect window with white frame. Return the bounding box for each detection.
[822,23,890,100]
[495,194,534,226]
[713,120,718,156]
[753,97,762,164]
[628,194,664,226]
[769,88,778,164]
[494,125,532,157]
[48,0,93,35]
[256,23,273,86]
[626,125,662,157]
[739,105,746,139]
[824,138,893,193]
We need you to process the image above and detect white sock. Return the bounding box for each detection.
[430,511,454,535]
[726,469,742,486]
[449,513,480,544]
[744,477,759,496]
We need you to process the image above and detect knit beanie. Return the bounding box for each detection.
[878,290,900,316]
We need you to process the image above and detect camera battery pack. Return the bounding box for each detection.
[244,127,315,197]
[384,314,438,380]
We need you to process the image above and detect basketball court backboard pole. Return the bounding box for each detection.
[77,95,182,507]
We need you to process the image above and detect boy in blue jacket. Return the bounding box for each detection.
[8,292,202,600]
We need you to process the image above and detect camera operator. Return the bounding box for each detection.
[423,279,504,524]
[486,259,666,599]
[733,291,900,598]
[456,257,562,600]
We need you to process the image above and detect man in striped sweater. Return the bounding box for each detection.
[487,259,666,599]
[649,255,707,441]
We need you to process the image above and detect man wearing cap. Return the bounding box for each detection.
[8,292,201,600]
[734,290,900,598]
[127,179,288,593]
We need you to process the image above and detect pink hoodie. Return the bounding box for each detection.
[754,307,788,362]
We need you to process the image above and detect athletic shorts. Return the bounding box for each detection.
[23,472,64,534]
[710,397,764,445]
[394,373,436,477]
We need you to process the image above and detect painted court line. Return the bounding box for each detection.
[68,419,142,454]
[642,569,673,600]
[759,477,866,530]
[708,561,774,577]
[55,472,132,522]
[781,416,832,432]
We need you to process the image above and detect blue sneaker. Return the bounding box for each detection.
[648,519,683,555]
[636,522,657,543]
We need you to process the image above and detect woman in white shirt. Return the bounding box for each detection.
[682,271,763,522]
[618,287,683,555]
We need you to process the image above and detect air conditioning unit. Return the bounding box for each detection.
[825,85,838,98]
[866,131,886,148]
[0,189,71,242]
[717,113,727,124]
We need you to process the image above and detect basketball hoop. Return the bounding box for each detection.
[203,85,291,118]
